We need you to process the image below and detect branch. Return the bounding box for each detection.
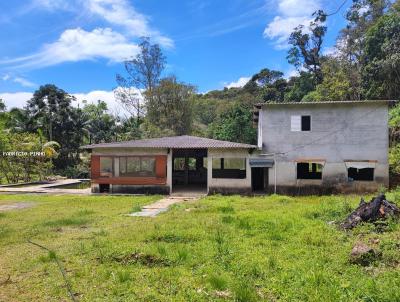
[27,240,77,302]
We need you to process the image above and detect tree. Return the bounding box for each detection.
[302,59,352,101]
[0,132,57,183]
[26,84,82,170]
[82,100,118,144]
[362,4,400,100]
[336,0,391,99]
[146,76,195,136]
[244,68,287,102]
[284,72,315,101]
[116,37,166,125]
[209,103,256,145]
[287,10,327,84]
[6,108,37,133]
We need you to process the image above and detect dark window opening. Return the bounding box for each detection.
[212,158,246,179]
[348,168,374,181]
[99,184,110,193]
[301,116,311,131]
[297,162,322,179]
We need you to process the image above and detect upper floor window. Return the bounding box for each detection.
[291,115,311,131]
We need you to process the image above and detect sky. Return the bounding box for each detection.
[0,0,350,113]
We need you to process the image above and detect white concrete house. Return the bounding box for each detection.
[253,100,392,194]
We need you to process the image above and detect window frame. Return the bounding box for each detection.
[296,162,323,180]
[291,115,311,132]
[118,156,156,177]
[99,157,114,177]
[347,167,374,182]
[212,157,246,179]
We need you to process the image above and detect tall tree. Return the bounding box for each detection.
[287,10,327,85]
[26,84,82,170]
[116,37,166,125]
[82,100,118,144]
[209,103,256,145]
[336,0,391,99]
[362,4,400,99]
[146,76,195,136]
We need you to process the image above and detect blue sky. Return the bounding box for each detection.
[0,0,349,111]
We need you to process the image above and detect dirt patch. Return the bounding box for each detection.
[0,202,34,212]
[112,252,170,267]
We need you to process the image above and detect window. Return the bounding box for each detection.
[291,115,311,131]
[188,158,196,171]
[297,162,323,179]
[119,157,155,177]
[174,158,185,171]
[173,158,197,171]
[100,157,113,177]
[348,168,374,181]
[212,158,246,179]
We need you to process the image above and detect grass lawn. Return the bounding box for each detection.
[0,193,399,301]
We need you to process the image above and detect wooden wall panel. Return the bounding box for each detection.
[155,155,167,178]
[91,155,101,179]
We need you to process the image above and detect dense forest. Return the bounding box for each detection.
[0,0,399,183]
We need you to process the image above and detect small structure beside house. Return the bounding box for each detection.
[82,136,257,194]
[253,100,392,194]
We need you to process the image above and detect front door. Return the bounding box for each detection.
[251,167,268,191]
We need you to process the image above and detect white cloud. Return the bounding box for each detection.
[31,0,72,10]
[225,76,251,88]
[1,74,36,88]
[0,92,33,109]
[264,16,312,49]
[13,77,36,88]
[85,0,173,48]
[0,88,139,116]
[73,90,123,114]
[0,28,140,69]
[263,0,321,48]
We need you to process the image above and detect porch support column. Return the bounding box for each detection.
[167,149,173,193]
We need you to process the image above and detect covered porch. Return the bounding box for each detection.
[171,148,208,193]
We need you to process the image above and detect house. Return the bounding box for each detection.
[253,100,392,194]
[82,136,259,194]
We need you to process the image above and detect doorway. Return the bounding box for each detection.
[251,167,268,192]
[172,149,208,193]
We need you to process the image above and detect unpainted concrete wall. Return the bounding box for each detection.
[259,102,389,192]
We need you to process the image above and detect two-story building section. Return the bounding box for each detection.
[253,100,393,194]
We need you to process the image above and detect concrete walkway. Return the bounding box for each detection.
[128,194,202,217]
[0,179,90,195]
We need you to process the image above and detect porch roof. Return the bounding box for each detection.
[82,135,256,150]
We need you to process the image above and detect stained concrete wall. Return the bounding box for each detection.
[207,148,252,193]
[258,102,389,192]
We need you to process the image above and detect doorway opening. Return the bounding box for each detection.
[172,149,208,193]
[251,167,268,192]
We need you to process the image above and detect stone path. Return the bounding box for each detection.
[128,195,202,217]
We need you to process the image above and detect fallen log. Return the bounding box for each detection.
[340,194,400,230]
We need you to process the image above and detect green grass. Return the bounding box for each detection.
[0,193,399,301]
